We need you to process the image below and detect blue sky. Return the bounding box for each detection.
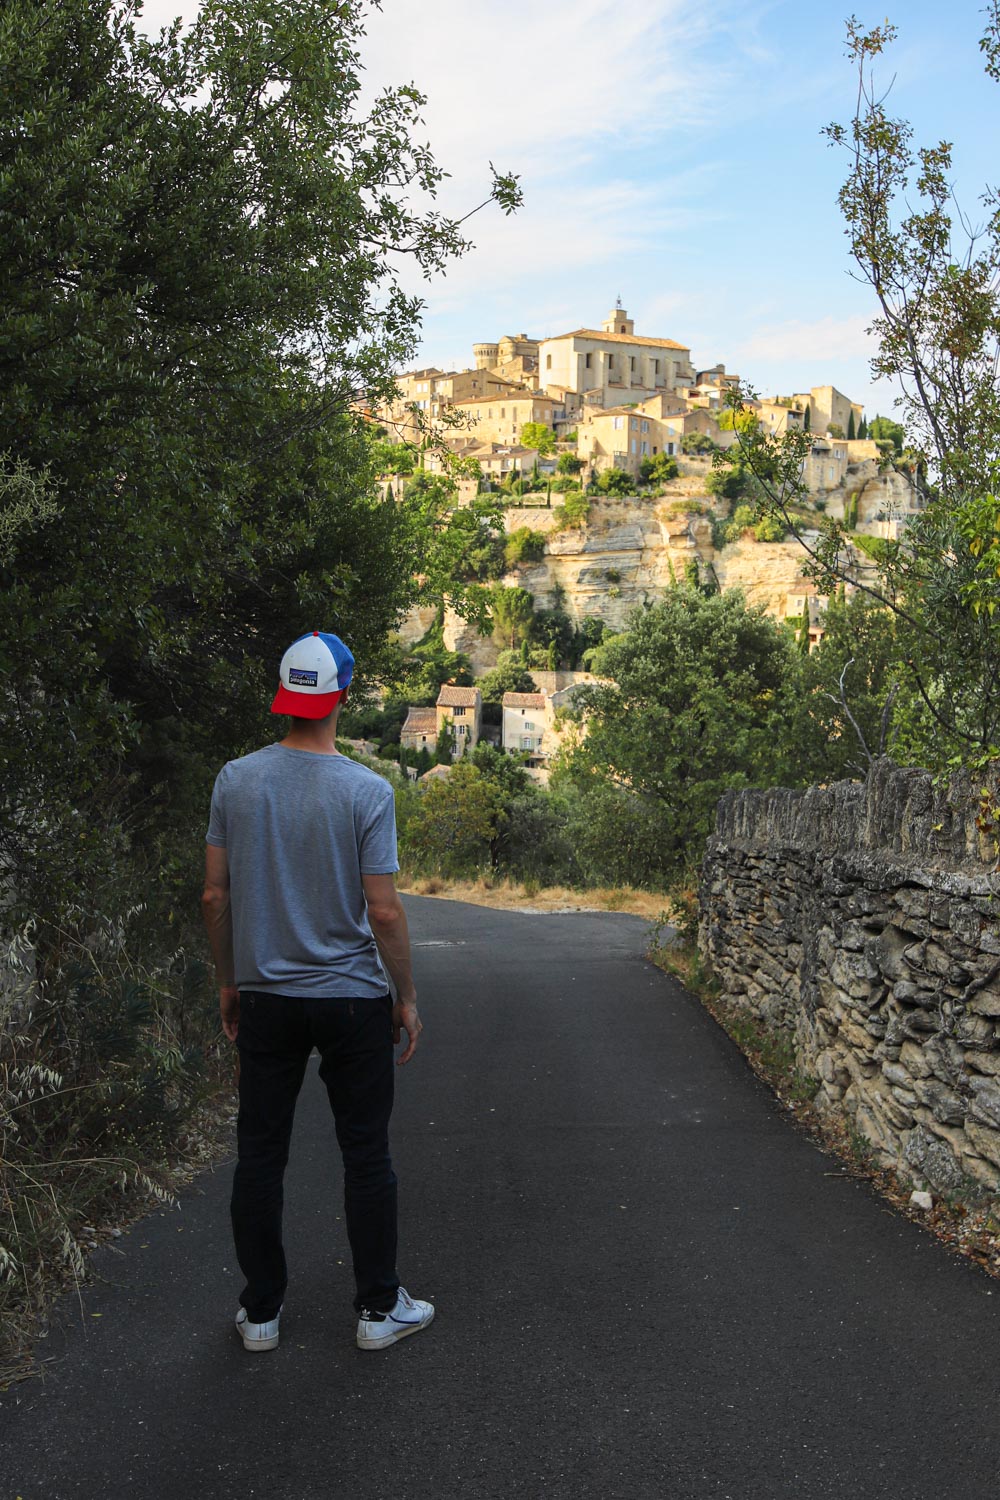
[140,1,998,421]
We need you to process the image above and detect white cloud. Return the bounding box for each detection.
[360,0,725,198]
[728,313,876,367]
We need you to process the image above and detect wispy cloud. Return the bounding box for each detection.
[729,313,876,367]
[360,0,728,199]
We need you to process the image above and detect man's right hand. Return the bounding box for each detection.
[392,998,422,1065]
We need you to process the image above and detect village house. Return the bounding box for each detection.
[754,398,806,436]
[782,384,864,438]
[536,303,696,410]
[784,586,829,652]
[447,392,559,447]
[399,706,437,754]
[577,407,672,476]
[436,684,482,757]
[501,692,547,765]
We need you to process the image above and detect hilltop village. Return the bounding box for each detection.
[368,303,923,777]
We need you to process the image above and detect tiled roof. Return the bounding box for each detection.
[402,707,437,733]
[437,685,481,708]
[502,692,546,709]
[543,328,690,351]
[420,763,452,781]
[456,393,555,407]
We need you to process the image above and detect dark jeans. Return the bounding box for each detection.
[231,989,399,1322]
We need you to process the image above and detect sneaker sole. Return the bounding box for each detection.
[357,1306,435,1350]
[239,1332,279,1351]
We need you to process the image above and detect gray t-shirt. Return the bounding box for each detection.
[206,744,398,999]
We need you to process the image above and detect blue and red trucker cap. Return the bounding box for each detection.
[270,631,355,719]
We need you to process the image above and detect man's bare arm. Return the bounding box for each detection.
[363,872,422,1065]
[202,844,239,1041]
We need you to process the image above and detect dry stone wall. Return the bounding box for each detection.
[699,761,1000,1194]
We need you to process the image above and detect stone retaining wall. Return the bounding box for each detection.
[699,760,1000,1194]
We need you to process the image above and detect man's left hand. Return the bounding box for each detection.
[219,985,240,1042]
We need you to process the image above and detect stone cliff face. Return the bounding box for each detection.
[396,459,922,671]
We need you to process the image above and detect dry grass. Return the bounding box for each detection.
[395,871,671,919]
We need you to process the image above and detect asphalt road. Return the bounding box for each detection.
[3,896,1000,1500]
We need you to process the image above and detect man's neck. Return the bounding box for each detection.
[280,716,341,756]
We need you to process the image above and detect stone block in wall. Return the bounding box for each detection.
[968,1078,1000,1131]
[964,1120,1000,1171]
[963,1049,1000,1076]
[911,1078,967,1126]
[903,1125,966,1192]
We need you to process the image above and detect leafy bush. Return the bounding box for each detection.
[551,491,591,531]
[504,527,547,569]
[753,514,786,542]
[595,467,635,496]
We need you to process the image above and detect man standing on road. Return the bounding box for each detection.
[201,630,433,1354]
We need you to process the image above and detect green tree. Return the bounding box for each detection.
[557,452,584,475]
[520,422,556,456]
[639,452,679,485]
[556,588,803,879]
[489,585,535,649]
[402,762,507,875]
[847,411,857,440]
[713,16,1000,772]
[0,0,522,928]
[477,653,538,704]
[869,416,906,455]
[803,406,811,432]
[824,15,1000,492]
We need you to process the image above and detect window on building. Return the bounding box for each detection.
[453,706,465,716]
[641,441,649,456]
[613,416,623,429]
[608,354,614,368]
[585,352,592,369]
[631,439,637,454]
[456,724,466,736]
[546,354,552,369]
[630,418,638,430]
[653,359,660,375]
[524,720,535,731]
[641,420,648,433]
[630,356,636,371]
[619,325,626,333]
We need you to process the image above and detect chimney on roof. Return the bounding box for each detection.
[602,303,634,336]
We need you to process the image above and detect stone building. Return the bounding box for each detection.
[787,384,864,438]
[436,684,482,757]
[501,692,547,763]
[399,707,437,754]
[473,333,540,388]
[536,303,695,410]
[449,392,559,448]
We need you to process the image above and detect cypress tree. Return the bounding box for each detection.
[803,405,811,432]
[847,410,857,439]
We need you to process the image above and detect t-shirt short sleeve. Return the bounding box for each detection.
[359,785,399,874]
[206,768,228,848]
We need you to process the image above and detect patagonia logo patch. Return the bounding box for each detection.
[288,668,319,687]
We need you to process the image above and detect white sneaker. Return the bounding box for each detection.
[356,1287,434,1350]
[235,1305,280,1352]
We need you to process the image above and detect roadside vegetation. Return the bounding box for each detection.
[0,0,521,1380]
